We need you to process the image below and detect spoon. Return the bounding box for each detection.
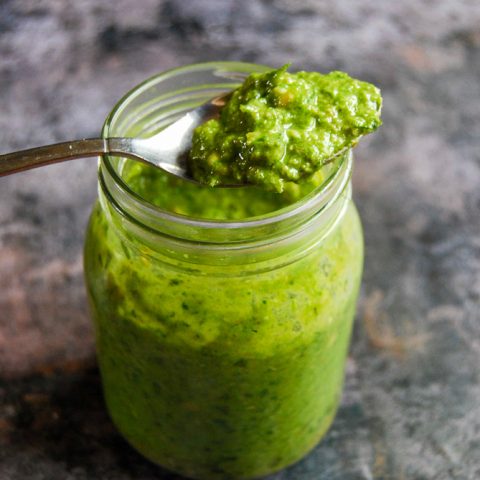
[0,93,231,183]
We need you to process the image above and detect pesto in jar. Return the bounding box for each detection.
[84,63,381,480]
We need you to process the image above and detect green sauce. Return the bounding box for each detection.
[85,199,363,479]
[189,65,382,192]
[84,65,381,479]
[122,160,327,220]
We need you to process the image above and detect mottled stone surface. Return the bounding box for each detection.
[1,1,479,479]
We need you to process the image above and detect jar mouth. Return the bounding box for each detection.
[99,62,351,244]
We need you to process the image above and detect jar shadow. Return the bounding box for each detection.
[0,365,184,479]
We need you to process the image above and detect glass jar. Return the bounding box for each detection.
[84,62,364,480]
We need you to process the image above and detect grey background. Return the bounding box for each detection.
[0,1,479,479]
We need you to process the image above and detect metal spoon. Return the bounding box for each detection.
[0,93,230,183]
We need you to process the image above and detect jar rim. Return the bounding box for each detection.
[99,61,351,244]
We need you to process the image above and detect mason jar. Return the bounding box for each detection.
[84,62,364,480]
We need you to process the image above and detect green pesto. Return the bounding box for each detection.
[84,199,363,480]
[83,66,380,479]
[122,161,326,220]
[189,66,382,192]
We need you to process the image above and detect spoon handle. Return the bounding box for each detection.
[0,138,135,176]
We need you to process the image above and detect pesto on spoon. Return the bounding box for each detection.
[189,65,382,192]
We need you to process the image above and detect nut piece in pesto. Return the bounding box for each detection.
[189,65,382,192]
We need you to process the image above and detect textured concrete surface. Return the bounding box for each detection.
[1,1,480,479]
